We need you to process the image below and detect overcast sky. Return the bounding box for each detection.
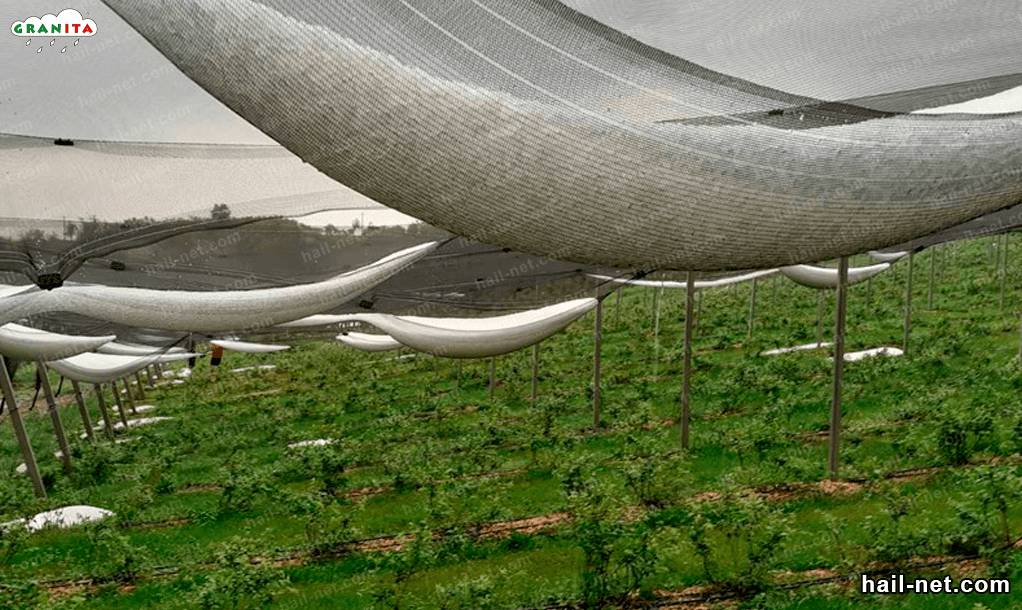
[2,0,1016,144]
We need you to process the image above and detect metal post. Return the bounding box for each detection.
[866,276,872,307]
[903,251,914,355]
[71,379,94,441]
[593,300,602,430]
[120,378,138,415]
[531,343,539,405]
[829,256,849,479]
[747,277,758,342]
[36,362,72,476]
[111,382,129,427]
[93,384,114,438]
[680,272,695,450]
[134,371,146,400]
[1,356,46,498]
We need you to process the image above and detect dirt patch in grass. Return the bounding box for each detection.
[471,512,571,539]
[819,479,862,496]
[48,583,88,599]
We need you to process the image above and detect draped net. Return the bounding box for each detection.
[3,0,1022,344]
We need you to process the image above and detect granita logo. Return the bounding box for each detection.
[11,9,96,37]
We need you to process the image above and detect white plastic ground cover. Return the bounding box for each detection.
[25,506,114,532]
[97,342,187,356]
[839,347,904,362]
[763,344,902,361]
[0,242,438,330]
[779,263,890,289]
[161,368,192,378]
[339,298,598,358]
[288,439,334,448]
[588,269,778,290]
[336,332,404,353]
[112,417,173,431]
[867,251,909,263]
[0,323,116,361]
[48,352,197,384]
[229,365,277,373]
[17,451,65,475]
[81,417,174,438]
[760,342,833,356]
[210,340,289,353]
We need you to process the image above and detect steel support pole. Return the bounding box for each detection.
[93,384,115,438]
[36,361,72,476]
[134,371,146,400]
[111,382,129,427]
[1,356,46,498]
[593,299,602,430]
[903,252,914,355]
[71,379,94,441]
[120,378,138,415]
[829,257,849,480]
[680,272,695,450]
[653,286,662,374]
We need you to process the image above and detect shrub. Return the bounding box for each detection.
[934,406,994,466]
[84,521,150,581]
[217,457,273,517]
[197,538,291,609]
[684,491,789,590]
[616,435,691,508]
[435,570,515,610]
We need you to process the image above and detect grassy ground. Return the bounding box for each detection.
[3,237,1022,609]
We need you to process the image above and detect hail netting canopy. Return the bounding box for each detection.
[0,128,637,340]
[0,138,631,343]
[95,0,1022,271]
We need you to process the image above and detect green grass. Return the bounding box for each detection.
[3,237,1022,608]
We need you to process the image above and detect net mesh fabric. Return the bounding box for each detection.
[87,0,1022,271]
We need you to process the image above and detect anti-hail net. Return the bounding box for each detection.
[90,0,1022,270]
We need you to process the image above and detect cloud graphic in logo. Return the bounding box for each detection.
[12,9,96,37]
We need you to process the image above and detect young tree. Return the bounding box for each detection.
[211,203,232,220]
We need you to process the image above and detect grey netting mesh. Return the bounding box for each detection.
[96,0,1022,270]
